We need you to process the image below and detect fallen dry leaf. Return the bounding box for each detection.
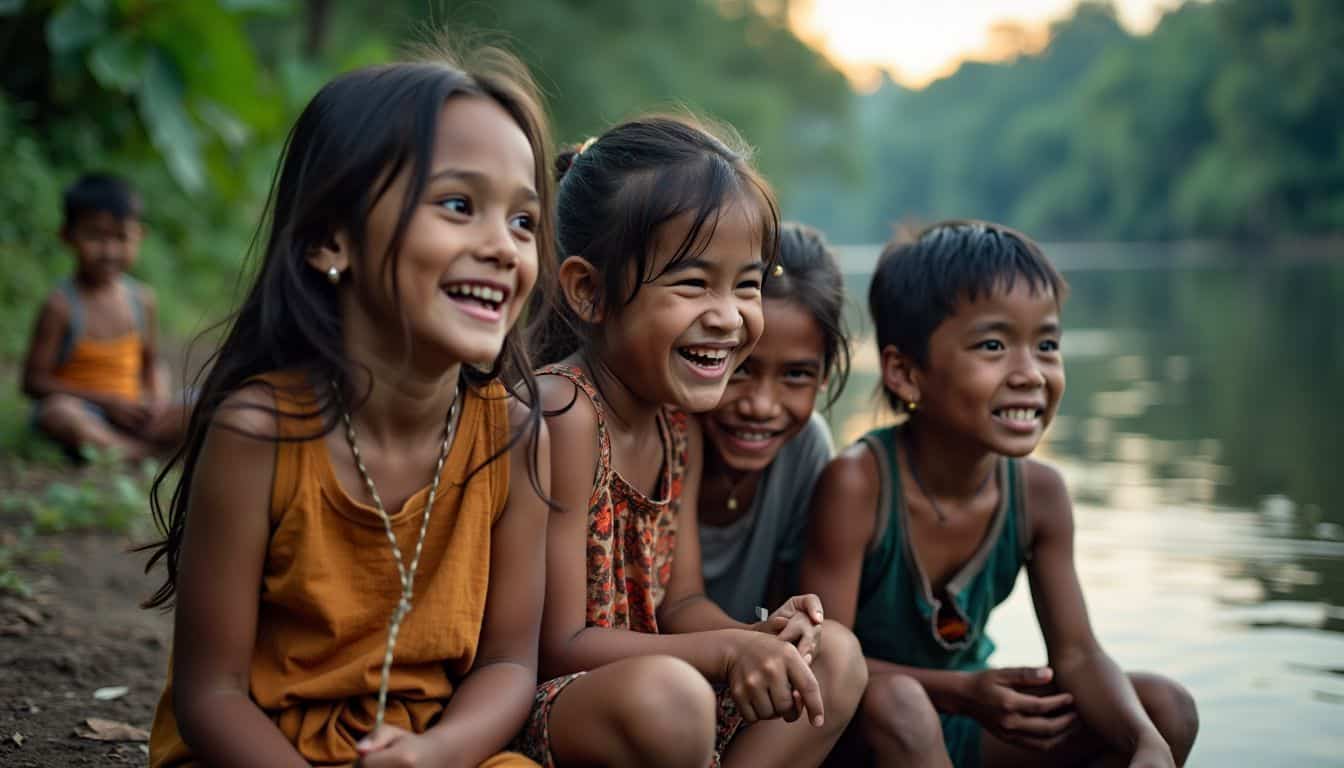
[74,718,149,742]
[9,731,23,746]
[0,598,44,626]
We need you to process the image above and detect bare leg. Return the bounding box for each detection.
[981,672,1199,767]
[35,394,150,461]
[547,655,717,768]
[852,671,952,767]
[720,619,868,768]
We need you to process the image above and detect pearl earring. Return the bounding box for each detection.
[327,265,340,284]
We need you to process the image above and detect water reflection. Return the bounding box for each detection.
[827,254,1344,766]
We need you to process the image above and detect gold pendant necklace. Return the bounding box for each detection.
[338,379,460,731]
[723,472,755,513]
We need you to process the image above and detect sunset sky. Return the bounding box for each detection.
[789,0,1196,89]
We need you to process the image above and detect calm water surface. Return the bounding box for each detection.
[828,246,1344,767]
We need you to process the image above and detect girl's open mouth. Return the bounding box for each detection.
[443,281,509,321]
[677,346,732,378]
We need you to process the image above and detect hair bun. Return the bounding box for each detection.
[555,148,580,181]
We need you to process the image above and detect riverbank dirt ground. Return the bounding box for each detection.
[1,480,170,766]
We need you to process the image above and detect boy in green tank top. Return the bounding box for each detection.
[801,221,1199,767]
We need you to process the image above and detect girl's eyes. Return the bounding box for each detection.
[510,212,537,233]
[439,196,471,215]
[736,279,762,293]
[1039,339,1061,352]
[784,368,817,383]
[438,195,537,235]
[673,278,709,289]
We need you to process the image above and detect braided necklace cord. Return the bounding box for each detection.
[338,379,460,731]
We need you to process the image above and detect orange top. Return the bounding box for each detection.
[149,372,536,768]
[51,279,144,401]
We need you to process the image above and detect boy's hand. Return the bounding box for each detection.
[754,594,825,664]
[724,629,825,726]
[355,725,435,767]
[103,397,150,430]
[964,667,1078,752]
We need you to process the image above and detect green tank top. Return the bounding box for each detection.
[851,426,1030,671]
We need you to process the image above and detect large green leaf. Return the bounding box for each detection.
[141,1,277,130]
[46,1,108,54]
[137,51,205,193]
[87,33,149,93]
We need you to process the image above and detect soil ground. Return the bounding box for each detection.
[1,488,170,766]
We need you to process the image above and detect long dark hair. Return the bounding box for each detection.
[765,222,851,409]
[529,114,780,366]
[141,49,555,609]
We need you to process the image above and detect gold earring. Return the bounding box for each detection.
[906,400,918,412]
[327,265,340,284]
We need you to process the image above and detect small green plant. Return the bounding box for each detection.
[0,532,35,598]
[3,452,158,536]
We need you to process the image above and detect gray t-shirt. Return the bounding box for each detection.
[699,412,835,623]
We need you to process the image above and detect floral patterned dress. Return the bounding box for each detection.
[512,364,743,767]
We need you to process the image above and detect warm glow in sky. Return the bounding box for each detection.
[790,0,1190,90]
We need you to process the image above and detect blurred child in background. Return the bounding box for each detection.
[22,173,185,461]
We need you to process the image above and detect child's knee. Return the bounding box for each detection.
[860,674,942,756]
[609,656,716,765]
[36,393,85,424]
[35,394,99,440]
[813,620,867,714]
[1134,673,1198,763]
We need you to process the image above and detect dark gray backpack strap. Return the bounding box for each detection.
[122,276,146,334]
[55,278,82,367]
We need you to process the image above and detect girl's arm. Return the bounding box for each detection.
[660,417,823,642]
[1024,460,1173,763]
[536,382,737,678]
[659,416,762,633]
[171,386,308,767]
[362,401,552,766]
[536,381,824,723]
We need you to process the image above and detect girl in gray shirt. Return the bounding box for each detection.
[698,222,852,622]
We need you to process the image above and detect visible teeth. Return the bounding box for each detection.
[683,347,729,361]
[1001,408,1038,422]
[732,429,774,441]
[445,284,504,304]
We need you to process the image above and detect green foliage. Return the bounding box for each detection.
[1,454,157,535]
[807,0,1344,242]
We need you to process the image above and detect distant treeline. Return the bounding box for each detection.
[796,0,1344,243]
